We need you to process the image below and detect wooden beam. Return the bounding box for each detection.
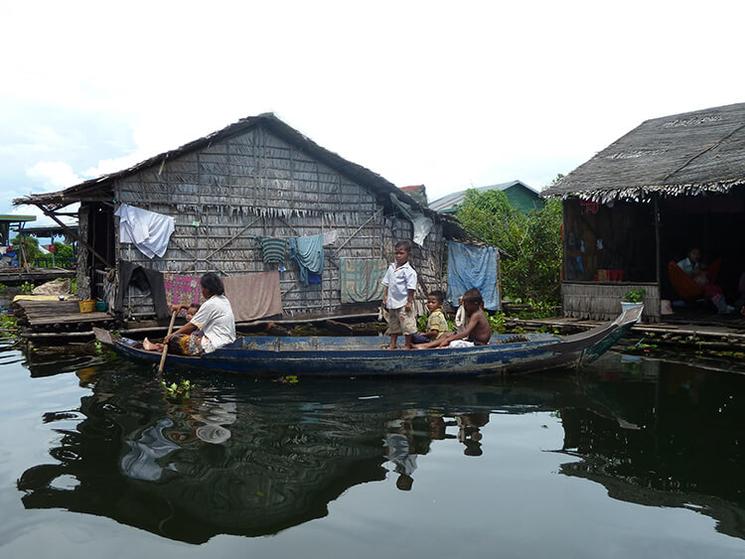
[36,204,110,268]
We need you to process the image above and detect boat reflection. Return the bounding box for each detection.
[16,353,745,543]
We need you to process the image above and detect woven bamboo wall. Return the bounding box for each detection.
[562,282,660,322]
[112,124,446,319]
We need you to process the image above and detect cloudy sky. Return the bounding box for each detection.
[3,0,745,225]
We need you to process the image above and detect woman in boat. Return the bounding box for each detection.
[164,272,236,355]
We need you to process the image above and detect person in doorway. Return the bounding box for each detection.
[677,248,734,314]
[381,240,418,350]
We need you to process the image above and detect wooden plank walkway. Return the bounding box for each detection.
[13,299,114,332]
[0,268,75,284]
[507,316,745,340]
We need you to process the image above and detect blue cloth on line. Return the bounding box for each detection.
[446,241,500,311]
[289,234,324,286]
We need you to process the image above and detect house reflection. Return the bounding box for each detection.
[555,358,745,540]
[15,352,745,543]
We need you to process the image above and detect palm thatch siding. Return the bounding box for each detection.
[562,283,660,322]
[16,114,466,320]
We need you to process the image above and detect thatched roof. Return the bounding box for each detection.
[12,112,478,240]
[13,113,419,211]
[543,102,745,202]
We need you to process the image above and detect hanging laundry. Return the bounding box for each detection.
[163,274,202,307]
[116,261,170,319]
[289,234,324,286]
[115,204,175,259]
[446,241,500,311]
[322,229,339,246]
[339,258,387,303]
[389,194,433,247]
[222,271,283,322]
[260,237,287,265]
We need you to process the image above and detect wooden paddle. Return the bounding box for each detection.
[158,310,178,375]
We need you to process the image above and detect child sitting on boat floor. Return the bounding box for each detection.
[143,303,202,352]
[418,288,491,349]
[412,290,450,345]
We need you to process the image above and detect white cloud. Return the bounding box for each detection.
[26,161,82,190]
[2,0,745,207]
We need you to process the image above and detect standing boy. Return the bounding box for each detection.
[382,240,418,349]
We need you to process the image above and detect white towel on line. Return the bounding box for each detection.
[115,203,175,259]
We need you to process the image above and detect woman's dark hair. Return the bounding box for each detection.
[200,272,225,297]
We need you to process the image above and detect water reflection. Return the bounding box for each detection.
[15,352,745,544]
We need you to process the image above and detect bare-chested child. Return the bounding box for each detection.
[143,303,201,351]
[426,288,491,348]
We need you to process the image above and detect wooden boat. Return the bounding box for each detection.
[94,306,642,378]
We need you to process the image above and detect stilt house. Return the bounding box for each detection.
[14,114,481,321]
[544,102,745,322]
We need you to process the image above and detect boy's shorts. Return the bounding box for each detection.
[386,307,417,336]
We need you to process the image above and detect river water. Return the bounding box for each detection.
[0,340,744,558]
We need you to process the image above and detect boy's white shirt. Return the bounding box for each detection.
[381,261,417,309]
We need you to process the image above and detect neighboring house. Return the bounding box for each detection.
[429,180,544,214]
[14,113,480,321]
[0,214,35,245]
[543,102,745,323]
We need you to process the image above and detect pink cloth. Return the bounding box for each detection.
[164,274,202,307]
[221,271,283,323]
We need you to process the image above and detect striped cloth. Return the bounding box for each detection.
[260,237,287,265]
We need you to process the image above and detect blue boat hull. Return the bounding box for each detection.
[97,307,641,378]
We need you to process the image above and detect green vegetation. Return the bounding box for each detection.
[622,288,646,303]
[19,281,34,295]
[456,181,562,307]
[52,242,74,259]
[0,314,18,340]
[11,235,42,265]
[0,283,6,295]
[161,379,193,399]
[488,312,506,333]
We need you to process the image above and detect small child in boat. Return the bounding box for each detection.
[143,303,202,351]
[427,288,491,348]
[412,291,450,345]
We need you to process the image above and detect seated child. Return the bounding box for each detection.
[143,303,202,352]
[412,291,450,345]
[426,288,491,348]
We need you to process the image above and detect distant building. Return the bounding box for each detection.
[0,214,35,245]
[429,180,544,214]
